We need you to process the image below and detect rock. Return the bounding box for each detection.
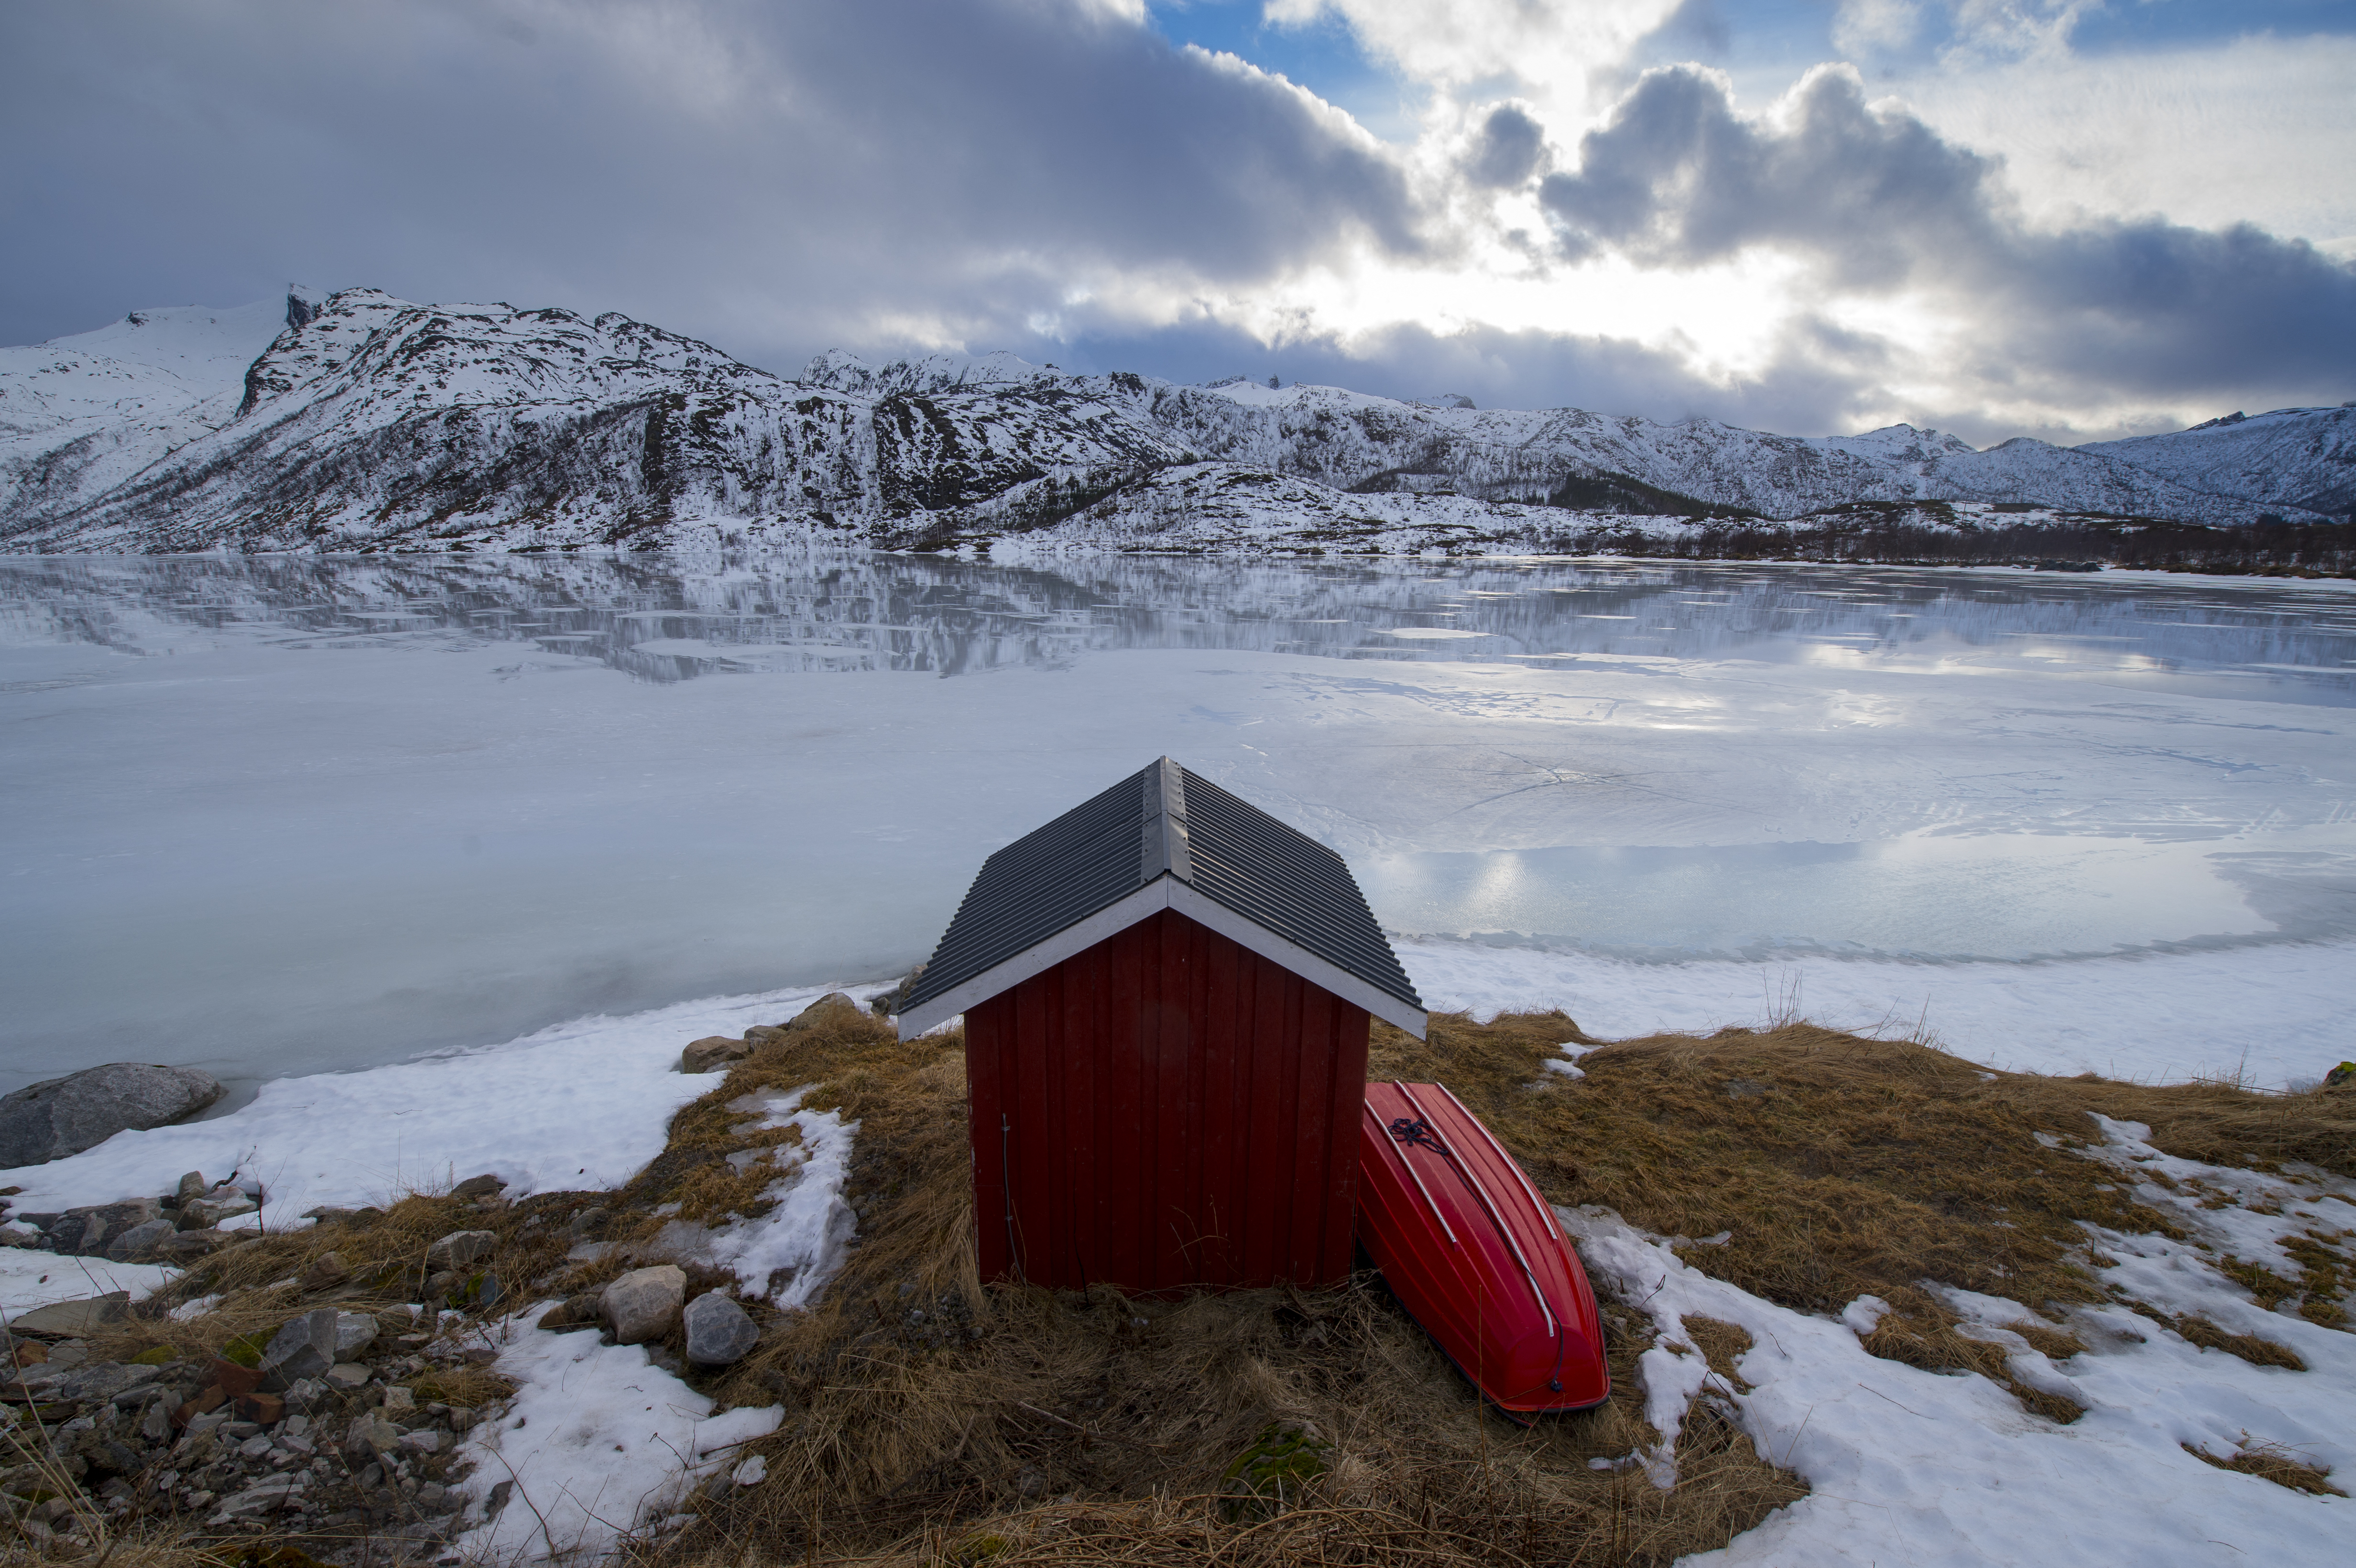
[425,1229,497,1270]
[397,1428,443,1455]
[567,1206,609,1239]
[602,1264,687,1345]
[681,1035,751,1073]
[342,1412,401,1459]
[788,992,863,1031]
[451,1173,507,1200]
[179,1191,257,1230]
[332,1311,379,1361]
[536,1293,605,1333]
[42,1211,94,1252]
[324,1363,371,1393]
[379,1385,417,1417]
[2327,1060,2356,1090]
[175,1171,209,1202]
[0,1064,224,1167]
[261,1308,376,1382]
[261,1309,341,1382]
[742,1025,787,1049]
[300,1251,348,1289]
[10,1293,129,1338]
[682,1291,760,1366]
[150,1228,233,1263]
[210,1474,305,1522]
[105,1217,176,1261]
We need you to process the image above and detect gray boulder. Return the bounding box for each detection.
[0,1063,223,1167]
[680,1035,750,1074]
[682,1290,760,1366]
[425,1229,497,1270]
[602,1264,687,1345]
[105,1217,177,1261]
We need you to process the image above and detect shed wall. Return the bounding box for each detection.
[965,907,1370,1292]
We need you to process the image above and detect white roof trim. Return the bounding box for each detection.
[895,877,1427,1040]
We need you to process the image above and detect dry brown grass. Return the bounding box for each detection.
[629,1007,1803,1568]
[2182,1439,2347,1496]
[80,1185,587,1369]
[1363,1012,2350,1399]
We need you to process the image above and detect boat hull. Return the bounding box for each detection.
[1357,1081,1610,1413]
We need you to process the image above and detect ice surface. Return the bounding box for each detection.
[1,553,2350,1105]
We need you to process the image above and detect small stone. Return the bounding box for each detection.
[742,1025,787,1049]
[379,1385,416,1417]
[397,1429,443,1455]
[179,1192,258,1230]
[151,1229,233,1263]
[342,1413,401,1459]
[424,1230,496,1271]
[567,1207,608,1239]
[176,1171,209,1202]
[325,1364,371,1392]
[680,1035,751,1074]
[332,1311,379,1361]
[602,1264,687,1345]
[300,1251,349,1289]
[451,1174,508,1200]
[261,1309,340,1383]
[682,1291,760,1366]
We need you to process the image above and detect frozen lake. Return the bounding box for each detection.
[3,550,2352,1101]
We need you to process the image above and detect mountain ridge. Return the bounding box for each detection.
[2,287,2345,556]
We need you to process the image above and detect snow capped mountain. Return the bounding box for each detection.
[0,286,2341,555]
[0,289,319,529]
[2079,404,2356,519]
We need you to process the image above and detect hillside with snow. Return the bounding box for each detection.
[0,287,2345,555]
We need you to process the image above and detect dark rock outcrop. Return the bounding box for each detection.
[0,1065,223,1168]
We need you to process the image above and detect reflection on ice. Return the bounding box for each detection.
[1,551,2351,1098]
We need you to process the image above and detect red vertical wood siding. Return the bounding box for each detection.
[964,908,1370,1292]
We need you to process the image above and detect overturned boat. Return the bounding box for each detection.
[1357,1080,1610,1414]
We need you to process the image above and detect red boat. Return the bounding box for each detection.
[1357,1081,1610,1414]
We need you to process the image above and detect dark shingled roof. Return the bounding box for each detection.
[902,758,1422,1019]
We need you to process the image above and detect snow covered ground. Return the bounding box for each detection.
[1568,1117,2356,1565]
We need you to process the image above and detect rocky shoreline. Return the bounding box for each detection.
[0,991,878,1563]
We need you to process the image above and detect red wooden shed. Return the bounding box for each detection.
[896,758,1427,1293]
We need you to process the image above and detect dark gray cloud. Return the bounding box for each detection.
[1538,64,2356,406]
[0,0,1418,358]
[1465,104,1547,189]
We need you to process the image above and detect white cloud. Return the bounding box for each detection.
[1897,31,2356,248]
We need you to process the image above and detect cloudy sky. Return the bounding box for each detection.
[4,0,2351,443]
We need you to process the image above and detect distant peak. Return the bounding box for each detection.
[1411,392,1477,410]
[2188,410,2247,431]
[285,283,327,331]
[800,347,1051,396]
